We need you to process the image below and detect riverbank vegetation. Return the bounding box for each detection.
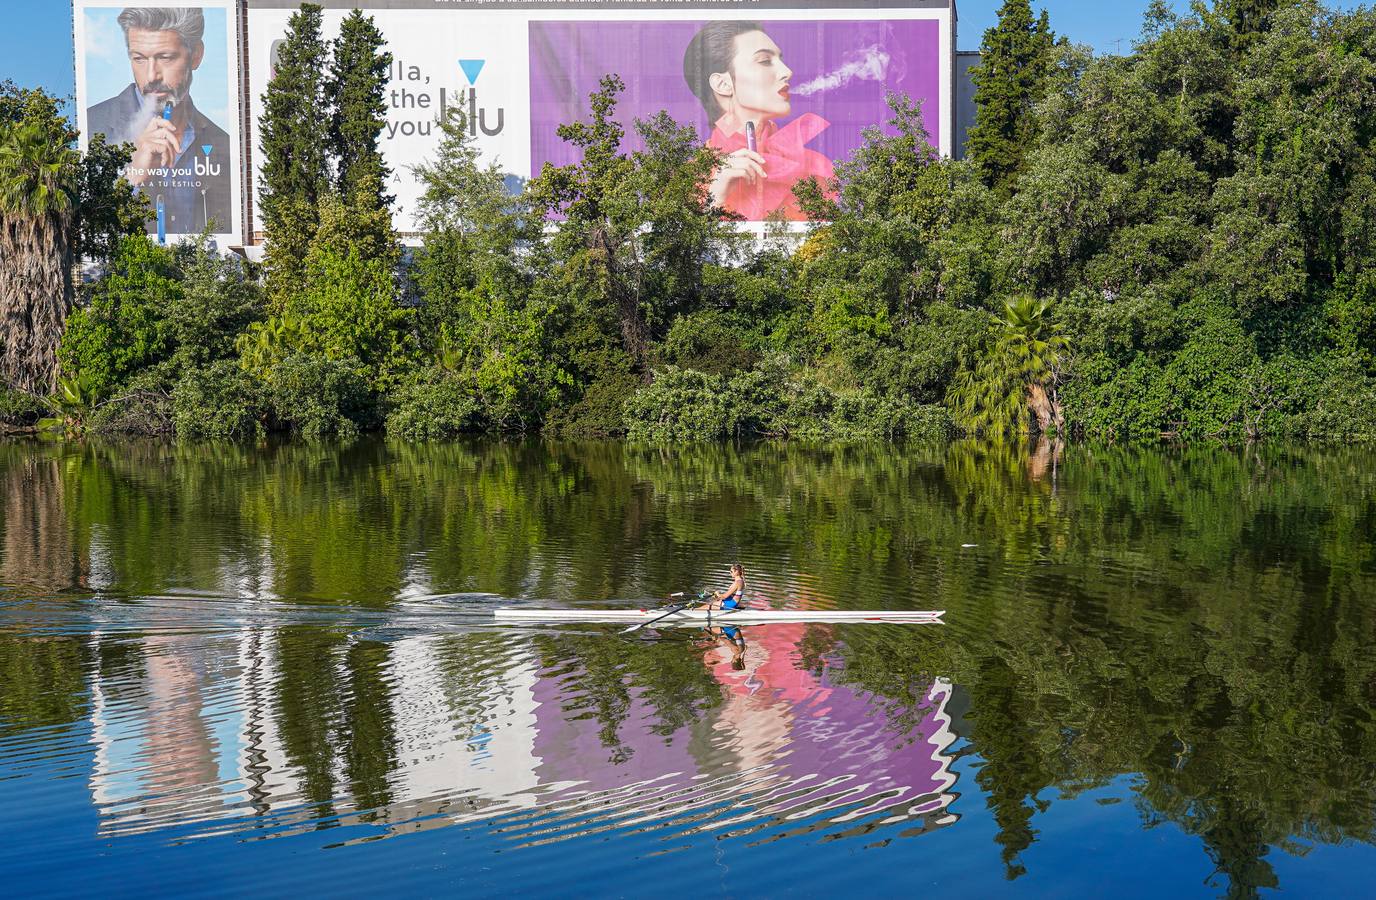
[3,0,1375,442]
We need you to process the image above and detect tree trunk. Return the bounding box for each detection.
[1026,382,1053,435]
[591,223,651,371]
[0,210,73,394]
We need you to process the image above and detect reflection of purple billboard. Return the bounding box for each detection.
[528,630,958,842]
[530,19,941,221]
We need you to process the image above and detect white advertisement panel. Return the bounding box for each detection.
[246,1,952,235]
[75,0,243,245]
[247,5,530,237]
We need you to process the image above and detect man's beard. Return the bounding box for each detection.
[140,71,193,108]
[120,71,194,145]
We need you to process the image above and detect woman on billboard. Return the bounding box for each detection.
[683,21,833,221]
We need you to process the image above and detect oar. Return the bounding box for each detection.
[622,591,705,635]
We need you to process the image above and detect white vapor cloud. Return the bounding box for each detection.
[793,45,892,97]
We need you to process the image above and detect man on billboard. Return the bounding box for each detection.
[684,21,834,221]
[86,7,232,236]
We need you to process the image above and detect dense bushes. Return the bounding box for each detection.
[0,386,43,427]
[624,366,951,442]
[384,372,479,440]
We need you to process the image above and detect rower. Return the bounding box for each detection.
[710,563,746,610]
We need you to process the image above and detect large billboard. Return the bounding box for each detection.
[246,1,952,234]
[74,1,243,245]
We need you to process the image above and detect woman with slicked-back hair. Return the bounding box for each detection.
[683,21,833,220]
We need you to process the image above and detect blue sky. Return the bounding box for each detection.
[3,2,1367,102]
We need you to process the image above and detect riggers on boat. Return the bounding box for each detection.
[493,607,946,625]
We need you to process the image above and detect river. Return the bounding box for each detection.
[1,438,1372,897]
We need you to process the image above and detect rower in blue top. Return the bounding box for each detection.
[709,563,747,610]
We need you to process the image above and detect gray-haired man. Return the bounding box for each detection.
[86,7,231,235]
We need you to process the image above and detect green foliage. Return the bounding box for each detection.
[543,365,641,439]
[384,371,480,440]
[171,360,265,440]
[51,236,264,439]
[326,9,393,206]
[258,3,330,306]
[236,312,309,380]
[527,75,739,368]
[73,133,147,264]
[966,0,1057,190]
[0,385,42,426]
[169,238,266,370]
[623,367,742,441]
[292,239,412,390]
[660,309,756,377]
[777,378,953,440]
[950,297,1070,437]
[16,1,1376,446]
[1,81,146,266]
[264,353,373,439]
[36,373,97,436]
[794,94,1000,398]
[624,366,951,442]
[58,235,179,400]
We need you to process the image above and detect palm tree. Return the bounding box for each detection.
[950,296,1070,437]
[0,119,78,393]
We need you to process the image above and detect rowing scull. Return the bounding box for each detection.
[493,608,945,625]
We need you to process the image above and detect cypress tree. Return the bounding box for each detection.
[258,3,329,308]
[1216,0,1286,56]
[966,0,1056,193]
[325,10,393,209]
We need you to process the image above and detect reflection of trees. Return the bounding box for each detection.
[271,627,399,815]
[0,445,85,590]
[0,635,87,734]
[1,437,1374,894]
[827,444,1376,895]
[531,633,722,763]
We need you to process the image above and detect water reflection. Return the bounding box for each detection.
[72,619,957,851]
[2,438,1375,896]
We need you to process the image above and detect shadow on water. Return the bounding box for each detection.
[1,436,1375,896]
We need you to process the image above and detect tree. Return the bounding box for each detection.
[74,134,148,265]
[325,9,393,208]
[794,93,998,400]
[413,107,529,311]
[57,235,179,402]
[279,180,411,391]
[1215,0,1287,56]
[2,81,146,268]
[950,297,1070,436]
[966,0,1057,192]
[528,75,733,370]
[258,3,330,308]
[409,110,563,432]
[0,119,78,393]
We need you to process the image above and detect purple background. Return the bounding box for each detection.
[529,19,941,173]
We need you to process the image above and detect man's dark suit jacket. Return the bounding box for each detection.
[87,83,234,236]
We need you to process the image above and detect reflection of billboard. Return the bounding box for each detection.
[75,1,241,243]
[246,2,953,233]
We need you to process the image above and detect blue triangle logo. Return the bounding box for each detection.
[201,144,213,156]
[458,59,485,85]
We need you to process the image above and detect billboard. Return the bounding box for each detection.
[74,1,242,245]
[245,1,953,233]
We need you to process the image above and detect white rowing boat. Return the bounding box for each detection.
[493,607,945,625]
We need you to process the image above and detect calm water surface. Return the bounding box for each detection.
[1,439,1373,898]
